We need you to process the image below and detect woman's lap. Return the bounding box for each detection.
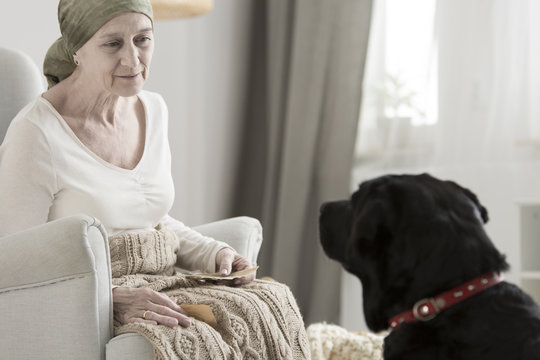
[115,279,311,359]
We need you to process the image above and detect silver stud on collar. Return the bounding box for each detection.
[435,298,446,308]
[391,317,406,329]
[453,290,464,298]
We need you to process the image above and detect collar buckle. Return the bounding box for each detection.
[412,297,442,321]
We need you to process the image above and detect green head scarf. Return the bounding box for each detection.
[44,0,154,89]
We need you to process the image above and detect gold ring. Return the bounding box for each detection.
[142,310,150,319]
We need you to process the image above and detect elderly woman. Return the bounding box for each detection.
[0,0,310,358]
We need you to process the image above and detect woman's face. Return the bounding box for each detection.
[75,12,154,97]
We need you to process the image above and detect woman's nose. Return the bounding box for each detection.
[120,43,140,68]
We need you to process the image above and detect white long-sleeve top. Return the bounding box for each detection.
[0,90,227,273]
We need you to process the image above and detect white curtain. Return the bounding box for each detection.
[343,0,540,331]
[435,0,540,166]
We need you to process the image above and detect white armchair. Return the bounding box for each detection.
[0,47,263,360]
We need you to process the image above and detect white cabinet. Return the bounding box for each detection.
[518,201,540,303]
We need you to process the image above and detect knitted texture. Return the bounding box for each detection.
[109,230,311,360]
[109,229,179,277]
[306,323,385,360]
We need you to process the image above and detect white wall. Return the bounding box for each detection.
[147,2,253,226]
[1,1,59,70]
[1,0,253,226]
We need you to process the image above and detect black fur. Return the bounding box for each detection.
[319,173,540,359]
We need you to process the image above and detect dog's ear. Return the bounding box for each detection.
[449,181,489,224]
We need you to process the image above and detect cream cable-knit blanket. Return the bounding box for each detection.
[109,230,311,360]
[306,323,385,360]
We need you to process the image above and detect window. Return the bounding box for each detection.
[355,0,438,166]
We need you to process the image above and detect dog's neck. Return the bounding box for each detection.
[388,272,502,330]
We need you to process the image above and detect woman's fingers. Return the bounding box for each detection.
[133,304,191,328]
[215,272,256,286]
[139,310,181,328]
[146,291,191,327]
[132,317,158,326]
[213,250,257,286]
[149,303,191,327]
[113,287,191,328]
[230,254,255,285]
[233,273,256,285]
[149,290,188,315]
[216,248,235,275]
[129,310,178,328]
[231,255,251,270]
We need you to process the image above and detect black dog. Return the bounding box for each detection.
[319,173,540,359]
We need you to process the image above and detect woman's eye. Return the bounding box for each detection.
[104,41,121,48]
[136,36,152,44]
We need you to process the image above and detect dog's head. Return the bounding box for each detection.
[319,173,509,332]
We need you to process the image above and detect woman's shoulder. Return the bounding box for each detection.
[1,96,60,158]
[6,96,58,136]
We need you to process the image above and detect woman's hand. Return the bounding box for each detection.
[215,247,256,285]
[112,287,191,328]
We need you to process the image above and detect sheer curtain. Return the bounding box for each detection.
[344,0,540,331]
[435,0,540,166]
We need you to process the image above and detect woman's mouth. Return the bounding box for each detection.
[116,73,140,80]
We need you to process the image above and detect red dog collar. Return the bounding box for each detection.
[388,272,502,330]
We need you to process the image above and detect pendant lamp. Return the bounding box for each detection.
[151,0,214,19]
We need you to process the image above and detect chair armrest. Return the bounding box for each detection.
[193,216,263,266]
[0,215,113,360]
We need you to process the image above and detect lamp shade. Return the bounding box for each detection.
[150,0,214,19]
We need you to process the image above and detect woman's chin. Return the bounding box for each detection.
[113,84,145,97]
[111,75,146,97]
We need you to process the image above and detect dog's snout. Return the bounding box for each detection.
[320,202,331,215]
[320,200,350,216]
[319,199,353,263]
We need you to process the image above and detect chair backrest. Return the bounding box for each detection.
[0,47,45,143]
